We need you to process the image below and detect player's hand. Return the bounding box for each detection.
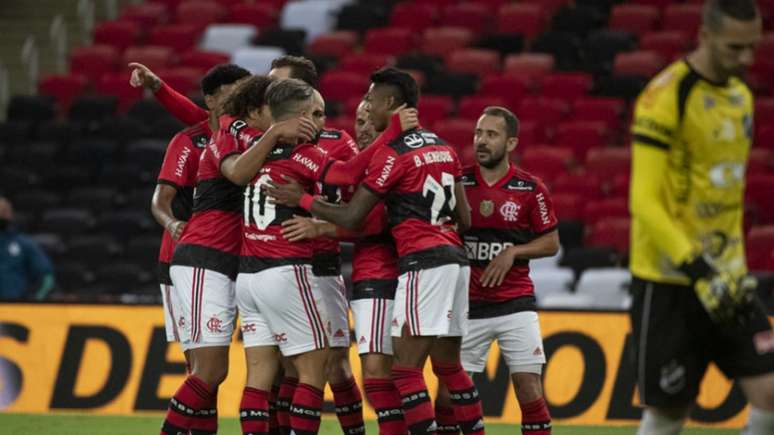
[480,248,517,288]
[265,175,305,207]
[271,117,317,144]
[281,216,323,242]
[397,105,420,131]
[167,220,186,241]
[128,62,161,92]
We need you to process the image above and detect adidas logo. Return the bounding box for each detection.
[334,329,345,338]
[427,421,438,432]
[392,319,399,326]
[472,419,484,431]
[533,347,543,356]
[359,336,367,344]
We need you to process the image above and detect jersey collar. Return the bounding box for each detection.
[475,162,516,188]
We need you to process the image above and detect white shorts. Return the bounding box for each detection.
[235,274,276,349]
[236,264,328,356]
[317,275,351,348]
[461,311,546,374]
[160,283,180,342]
[169,265,237,350]
[352,298,394,355]
[392,264,470,337]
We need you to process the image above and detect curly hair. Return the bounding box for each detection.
[221,75,275,119]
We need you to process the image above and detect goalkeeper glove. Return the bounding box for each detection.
[679,254,758,327]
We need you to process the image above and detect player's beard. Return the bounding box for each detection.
[476,145,506,169]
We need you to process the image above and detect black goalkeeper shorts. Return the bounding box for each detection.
[629,276,774,408]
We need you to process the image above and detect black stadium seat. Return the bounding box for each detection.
[11,189,61,215]
[336,3,389,32]
[7,95,56,122]
[95,210,153,241]
[124,235,161,270]
[68,95,118,125]
[55,261,95,292]
[125,139,167,169]
[67,235,122,267]
[583,30,637,75]
[39,208,95,236]
[531,31,584,71]
[254,29,307,55]
[94,262,153,293]
[68,187,117,212]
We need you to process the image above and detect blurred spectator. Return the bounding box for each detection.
[0,196,55,300]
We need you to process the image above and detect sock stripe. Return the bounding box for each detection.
[522,421,552,431]
[240,409,271,421]
[400,390,431,409]
[448,387,480,406]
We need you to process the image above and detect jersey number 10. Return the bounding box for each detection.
[244,174,276,230]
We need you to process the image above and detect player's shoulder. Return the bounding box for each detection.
[636,60,692,110]
[503,166,543,192]
[318,128,359,157]
[387,128,447,155]
[460,165,478,186]
[319,128,343,141]
[179,120,211,148]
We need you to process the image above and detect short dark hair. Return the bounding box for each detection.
[266,78,314,120]
[703,0,759,31]
[200,63,251,96]
[482,106,519,138]
[222,75,275,119]
[270,55,319,89]
[370,67,419,109]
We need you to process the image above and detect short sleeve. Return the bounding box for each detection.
[362,147,404,196]
[529,180,559,234]
[631,69,680,150]
[157,133,194,188]
[213,130,242,171]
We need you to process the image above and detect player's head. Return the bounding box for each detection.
[366,67,419,132]
[310,89,326,132]
[221,75,275,130]
[200,63,251,112]
[266,78,316,124]
[355,99,376,150]
[700,0,762,79]
[474,106,519,169]
[0,196,12,231]
[269,55,319,89]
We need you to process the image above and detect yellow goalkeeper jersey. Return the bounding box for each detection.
[629,59,753,285]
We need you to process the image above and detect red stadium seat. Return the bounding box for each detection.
[520,0,569,15]
[479,74,528,109]
[38,74,88,112]
[457,96,509,121]
[150,0,183,12]
[70,45,120,82]
[640,31,691,62]
[93,20,141,52]
[607,174,630,199]
[433,118,476,150]
[585,147,631,180]
[120,3,168,27]
[608,5,660,36]
[748,148,774,175]
[586,218,631,254]
[442,2,490,34]
[756,97,774,125]
[551,193,584,221]
[229,3,279,29]
[519,146,573,182]
[540,72,592,100]
[573,98,625,131]
[418,95,454,127]
[757,125,774,152]
[614,50,666,78]
[517,121,548,146]
[123,45,176,71]
[307,31,358,58]
[415,0,457,8]
[177,1,228,29]
[663,4,703,35]
[319,70,370,103]
[326,116,355,138]
[747,175,774,224]
[364,27,415,57]
[552,172,604,201]
[634,0,674,7]
[496,3,546,38]
[147,24,202,51]
[503,53,554,79]
[583,198,629,225]
[342,97,362,117]
[458,144,477,168]
[156,67,202,96]
[446,49,500,77]
[95,72,144,112]
[420,27,474,58]
[769,249,774,271]
[746,225,774,271]
[555,121,609,159]
[338,54,391,75]
[390,2,437,32]
[180,50,230,70]
[518,97,569,128]
[757,33,774,62]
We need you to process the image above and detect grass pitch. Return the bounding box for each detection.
[0,413,740,435]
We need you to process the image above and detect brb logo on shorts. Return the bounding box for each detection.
[241,323,256,333]
[274,333,287,343]
[206,316,222,333]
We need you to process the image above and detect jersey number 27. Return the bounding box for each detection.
[422,172,456,224]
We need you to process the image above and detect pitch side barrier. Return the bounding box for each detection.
[0,303,768,428]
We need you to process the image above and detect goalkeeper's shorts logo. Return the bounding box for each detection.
[753,330,774,355]
[659,360,686,394]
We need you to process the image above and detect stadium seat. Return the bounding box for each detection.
[575,268,632,309]
[231,46,285,74]
[389,2,437,32]
[585,147,631,180]
[307,31,358,58]
[11,189,61,215]
[572,97,624,131]
[607,174,630,199]
[608,4,660,36]
[55,261,94,292]
[539,292,594,309]
[364,27,415,57]
[39,208,94,235]
[336,3,390,33]
[93,20,142,52]
[38,74,88,113]
[68,95,118,124]
[229,3,279,29]
[640,31,691,62]
[156,67,202,96]
[583,29,639,75]
[519,146,574,183]
[496,3,546,38]
[614,50,665,78]
[747,175,774,224]
[123,45,176,71]
[200,24,257,55]
[757,125,774,152]
[540,72,592,99]
[319,70,370,104]
[285,0,349,42]
[6,96,56,122]
[124,236,162,269]
[70,45,120,82]
[550,4,601,39]
[417,95,454,127]
[554,121,608,159]
[147,24,202,51]
[747,225,774,271]
[94,263,153,293]
[96,211,153,242]
[749,148,773,175]
[503,53,555,80]
[433,118,476,150]
[663,4,703,35]
[441,2,490,34]
[532,268,575,304]
[517,121,549,146]
[176,0,228,29]
[120,3,168,27]
[94,72,143,112]
[583,198,629,225]
[531,31,583,71]
[457,95,508,121]
[180,50,230,70]
[446,48,500,77]
[420,27,474,58]
[552,171,605,201]
[546,192,584,221]
[67,235,121,268]
[30,233,66,259]
[594,75,648,100]
[67,187,116,213]
[518,97,569,128]
[476,32,525,57]
[478,74,527,109]
[585,218,631,254]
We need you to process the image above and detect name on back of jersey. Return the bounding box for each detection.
[413,150,454,167]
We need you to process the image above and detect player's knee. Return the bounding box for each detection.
[325,349,353,382]
[361,354,392,379]
[513,372,543,404]
[193,364,228,388]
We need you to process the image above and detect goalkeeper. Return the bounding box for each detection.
[628,1,774,434]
